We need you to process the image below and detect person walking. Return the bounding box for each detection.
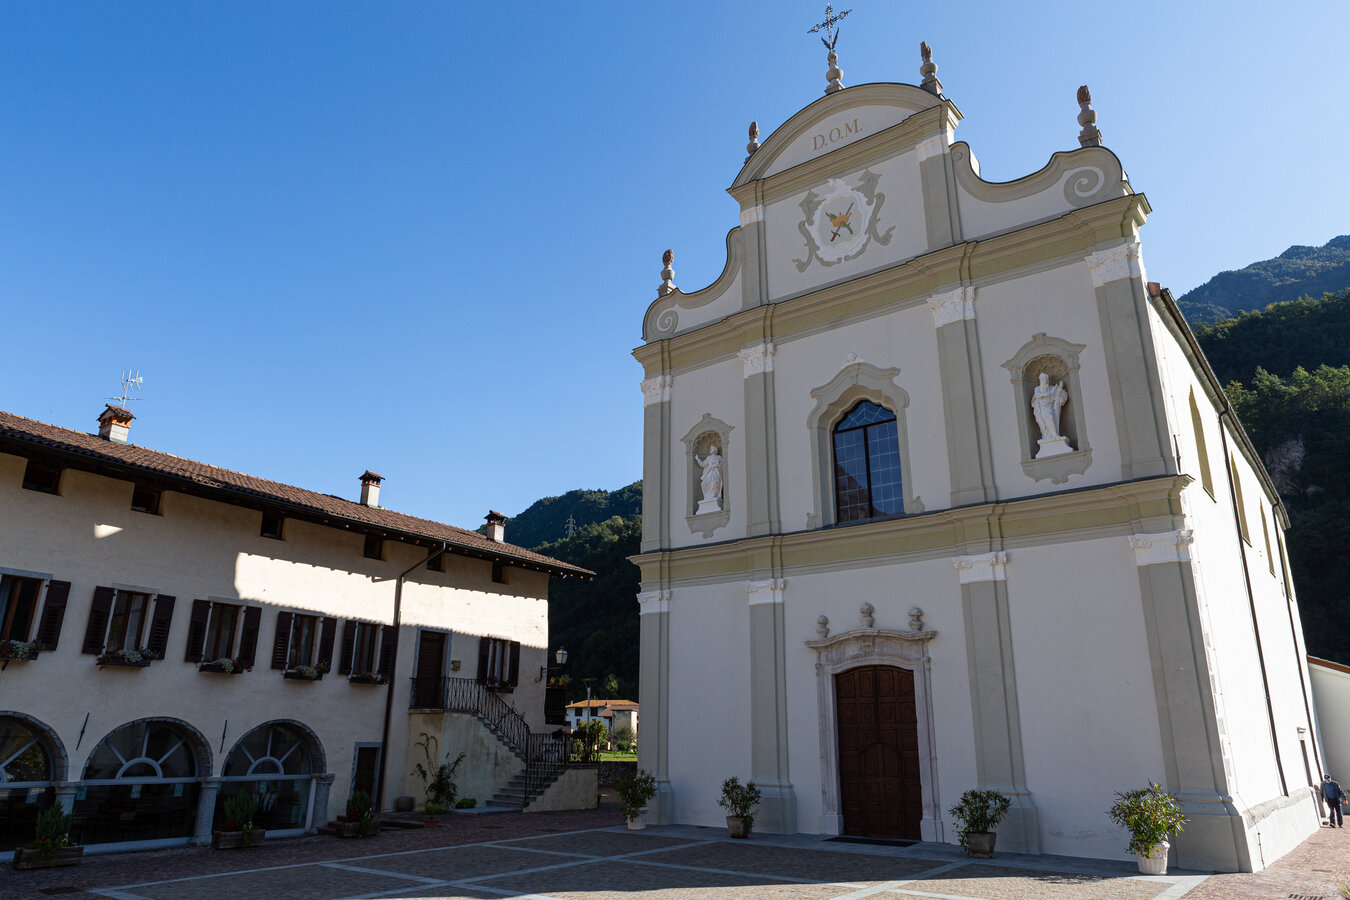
[1322,774,1345,827]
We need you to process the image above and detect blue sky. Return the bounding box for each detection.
[2,1,1347,533]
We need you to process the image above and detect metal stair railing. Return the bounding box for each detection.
[410,676,570,808]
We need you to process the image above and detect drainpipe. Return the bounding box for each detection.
[374,541,448,813]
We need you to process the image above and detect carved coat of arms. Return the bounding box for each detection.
[793,169,894,271]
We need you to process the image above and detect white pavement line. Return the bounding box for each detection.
[88,890,154,900]
[826,880,913,900]
[622,855,858,887]
[1155,875,1212,899]
[321,861,450,883]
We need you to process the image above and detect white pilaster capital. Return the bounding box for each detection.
[738,205,764,226]
[927,286,975,327]
[744,579,787,605]
[1129,530,1194,566]
[636,590,671,615]
[737,342,776,378]
[954,551,1008,583]
[640,374,673,407]
[916,135,946,162]
[1086,240,1144,288]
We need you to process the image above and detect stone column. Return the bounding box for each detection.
[192,777,222,845]
[1088,241,1173,480]
[956,552,1040,854]
[53,781,77,816]
[310,773,336,832]
[640,374,673,553]
[1131,530,1251,872]
[746,579,795,833]
[928,287,995,507]
[739,342,781,538]
[637,590,673,823]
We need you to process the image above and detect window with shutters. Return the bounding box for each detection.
[185,598,261,672]
[477,637,520,690]
[271,611,335,678]
[204,603,240,660]
[351,622,379,675]
[289,615,319,668]
[21,459,61,494]
[0,575,42,643]
[107,591,150,651]
[83,588,175,664]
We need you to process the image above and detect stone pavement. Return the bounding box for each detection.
[5,811,1348,900]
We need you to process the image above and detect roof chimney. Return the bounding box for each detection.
[98,405,135,444]
[485,510,507,543]
[360,471,383,508]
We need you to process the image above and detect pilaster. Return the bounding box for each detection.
[637,590,674,823]
[745,578,795,833]
[929,286,996,506]
[740,343,781,537]
[641,374,674,552]
[916,124,961,250]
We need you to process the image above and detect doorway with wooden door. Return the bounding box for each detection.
[412,629,447,708]
[835,665,922,840]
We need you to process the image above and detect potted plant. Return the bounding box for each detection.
[284,660,329,681]
[95,646,160,668]
[335,790,378,837]
[212,792,266,849]
[717,776,761,838]
[199,657,252,675]
[348,671,388,685]
[616,768,657,830]
[12,802,82,870]
[455,797,477,810]
[1108,782,1187,875]
[0,638,47,662]
[410,732,464,824]
[949,789,1011,858]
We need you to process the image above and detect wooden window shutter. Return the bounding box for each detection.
[476,637,490,683]
[339,619,357,675]
[237,606,262,666]
[377,625,398,676]
[82,586,116,655]
[184,599,211,662]
[317,617,337,669]
[271,611,293,669]
[34,580,70,650]
[506,641,521,687]
[146,595,175,658]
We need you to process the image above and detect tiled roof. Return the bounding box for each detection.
[0,409,591,578]
[566,699,638,709]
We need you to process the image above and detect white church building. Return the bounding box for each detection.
[632,45,1324,873]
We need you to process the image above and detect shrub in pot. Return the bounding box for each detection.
[13,802,82,870]
[213,792,265,849]
[717,777,761,838]
[1108,782,1186,875]
[616,768,657,830]
[336,790,377,837]
[410,732,464,817]
[949,789,1011,858]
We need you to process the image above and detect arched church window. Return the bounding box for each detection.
[833,401,904,522]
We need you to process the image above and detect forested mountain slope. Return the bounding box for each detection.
[1178,234,1350,322]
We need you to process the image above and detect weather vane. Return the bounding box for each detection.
[808,4,851,50]
[111,370,143,408]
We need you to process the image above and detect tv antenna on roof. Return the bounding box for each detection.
[110,370,144,408]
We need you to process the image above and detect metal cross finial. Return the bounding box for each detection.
[808,4,851,50]
[112,370,143,407]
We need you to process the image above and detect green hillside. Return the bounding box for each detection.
[1178,234,1350,322]
[499,481,641,550]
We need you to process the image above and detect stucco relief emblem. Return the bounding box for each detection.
[792,169,894,272]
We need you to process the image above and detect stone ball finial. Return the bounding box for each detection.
[816,614,830,639]
[1077,84,1102,148]
[919,41,943,96]
[860,602,875,629]
[746,121,760,161]
[658,249,676,297]
[908,606,924,631]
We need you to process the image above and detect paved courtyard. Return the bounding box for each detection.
[6,809,1347,900]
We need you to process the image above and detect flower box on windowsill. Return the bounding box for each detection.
[348,673,388,685]
[95,648,160,669]
[12,845,83,870]
[283,665,327,681]
[0,640,47,662]
[199,659,251,675]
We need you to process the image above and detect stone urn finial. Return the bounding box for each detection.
[908,607,924,631]
[860,602,875,629]
[1077,84,1102,148]
[745,121,760,162]
[919,41,943,96]
[816,615,830,639]
[657,249,676,297]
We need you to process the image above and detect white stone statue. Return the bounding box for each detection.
[695,445,724,514]
[1031,373,1073,458]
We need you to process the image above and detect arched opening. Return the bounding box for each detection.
[78,719,208,846]
[220,720,323,834]
[0,713,64,853]
[832,400,904,522]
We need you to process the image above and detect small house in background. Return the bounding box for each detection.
[565,699,638,744]
[0,405,592,860]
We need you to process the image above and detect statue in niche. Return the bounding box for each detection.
[1031,372,1073,458]
[695,444,724,514]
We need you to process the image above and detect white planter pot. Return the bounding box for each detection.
[626,808,648,830]
[1135,841,1169,875]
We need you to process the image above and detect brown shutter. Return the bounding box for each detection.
[377,625,398,676]
[82,587,116,655]
[34,581,70,650]
[317,616,337,669]
[271,611,293,669]
[184,599,211,662]
[146,595,175,657]
[506,641,521,687]
[237,606,261,666]
[339,619,357,675]
[476,637,490,683]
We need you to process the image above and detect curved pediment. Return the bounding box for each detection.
[733,83,951,188]
[642,227,744,341]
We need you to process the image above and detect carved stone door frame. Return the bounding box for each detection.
[805,628,943,841]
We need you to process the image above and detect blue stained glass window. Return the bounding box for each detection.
[832,402,904,522]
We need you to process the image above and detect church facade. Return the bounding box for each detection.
[632,57,1323,872]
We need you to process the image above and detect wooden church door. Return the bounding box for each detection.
[835,665,922,840]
